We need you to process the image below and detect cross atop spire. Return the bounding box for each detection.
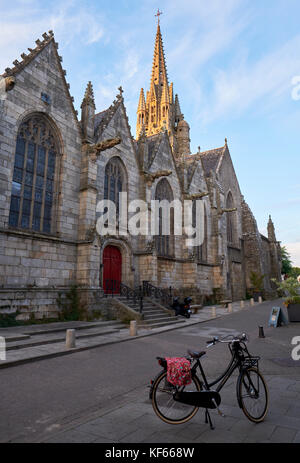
[135,16,188,150]
[155,8,163,25]
[150,18,169,91]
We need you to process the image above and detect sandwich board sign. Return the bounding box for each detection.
[268,307,288,327]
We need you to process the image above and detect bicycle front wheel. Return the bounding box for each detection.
[238,367,268,423]
[151,370,201,425]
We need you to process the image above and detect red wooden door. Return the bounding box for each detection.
[103,245,122,294]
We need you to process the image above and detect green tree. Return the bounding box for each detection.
[281,246,292,275]
[290,267,300,279]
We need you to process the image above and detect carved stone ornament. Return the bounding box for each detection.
[218,207,237,217]
[146,239,154,252]
[143,169,172,185]
[5,76,15,91]
[187,248,196,261]
[184,191,209,200]
[85,225,97,241]
[83,137,121,162]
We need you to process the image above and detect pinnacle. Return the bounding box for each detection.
[81,81,95,108]
[137,88,146,112]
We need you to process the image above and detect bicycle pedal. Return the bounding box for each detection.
[212,399,226,418]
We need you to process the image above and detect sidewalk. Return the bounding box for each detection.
[0,300,250,369]
[33,298,300,444]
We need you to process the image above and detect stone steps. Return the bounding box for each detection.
[116,296,183,329]
[1,320,126,351]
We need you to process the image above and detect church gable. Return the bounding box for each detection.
[95,98,141,205]
[216,145,242,200]
[0,31,82,238]
[148,132,178,178]
[2,32,80,131]
[185,158,207,195]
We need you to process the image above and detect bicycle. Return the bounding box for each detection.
[149,333,269,429]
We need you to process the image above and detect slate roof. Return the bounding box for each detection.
[185,146,226,175]
[94,109,109,131]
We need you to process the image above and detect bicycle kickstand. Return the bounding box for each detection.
[205,409,214,430]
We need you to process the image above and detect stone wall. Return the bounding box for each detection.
[0,231,77,287]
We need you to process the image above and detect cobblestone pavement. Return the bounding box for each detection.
[40,374,300,444]
[0,300,246,368]
[1,298,300,443]
[35,301,300,442]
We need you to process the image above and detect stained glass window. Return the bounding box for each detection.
[104,157,126,216]
[155,178,174,257]
[226,192,235,245]
[8,115,59,233]
[193,201,208,262]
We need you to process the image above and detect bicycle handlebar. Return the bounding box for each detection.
[206,333,249,348]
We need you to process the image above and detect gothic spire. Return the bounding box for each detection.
[135,15,187,148]
[137,88,146,112]
[174,93,182,122]
[81,81,95,109]
[267,215,276,242]
[150,22,169,93]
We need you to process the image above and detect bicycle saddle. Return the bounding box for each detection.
[187,350,206,359]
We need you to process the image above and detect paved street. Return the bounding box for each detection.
[0,298,300,443]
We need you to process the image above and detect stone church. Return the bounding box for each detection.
[0,23,281,318]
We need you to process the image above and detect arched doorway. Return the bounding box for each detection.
[103,245,122,294]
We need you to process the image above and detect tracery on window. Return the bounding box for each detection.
[9,115,59,234]
[104,157,127,215]
[226,192,235,244]
[155,178,174,257]
[192,201,208,262]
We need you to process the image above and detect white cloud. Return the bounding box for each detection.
[285,242,300,267]
[203,34,300,124]
[0,1,106,74]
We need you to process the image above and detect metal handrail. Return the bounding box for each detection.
[104,280,143,313]
[142,281,172,308]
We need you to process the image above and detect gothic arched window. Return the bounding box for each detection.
[155,178,174,257]
[192,200,208,262]
[9,115,60,234]
[104,157,127,214]
[226,192,235,244]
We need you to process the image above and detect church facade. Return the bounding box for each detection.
[0,25,281,319]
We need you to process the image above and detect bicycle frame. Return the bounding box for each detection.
[190,341,260,401]
[193,354,239,394]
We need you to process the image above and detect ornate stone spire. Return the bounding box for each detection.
[136,88,147,136]
[81,81,95,140]
[150,21,169,92]
[135,15,188,156]
[136,18,177,139]
[174,94,183,123]
[267,215,276,242]
[137,87,146,111]
[81,81,95,109]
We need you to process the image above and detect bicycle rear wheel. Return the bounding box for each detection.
[151,370,201,425]
[238,367,268,423]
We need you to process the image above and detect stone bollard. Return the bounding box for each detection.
[130,320,137,336]
[258,296,263,304]
[240,300,245,309]
[211,306,216,318]
[250,298,254,306]
[66,329,76,349]
[228,303,232,313]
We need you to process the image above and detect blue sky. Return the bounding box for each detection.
[1,0,300,265]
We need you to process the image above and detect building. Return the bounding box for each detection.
[0,23,281,319]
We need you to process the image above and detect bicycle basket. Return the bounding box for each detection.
[242,356,260,368]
